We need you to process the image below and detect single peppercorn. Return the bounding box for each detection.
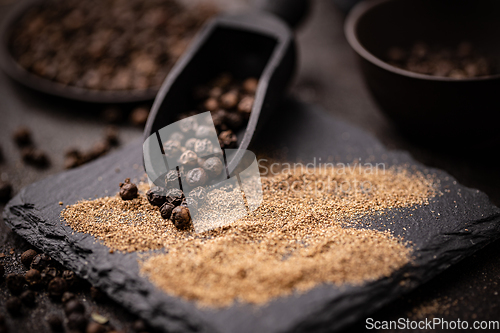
[165,169,181,189]
[31,253,51,271]
[46,314,64,331]
[163,140,182,159]
[12,127,32,147]
[67,312,88,331]
[238,96,254,113]
[243,77,258,94]
[62,270,78,289]
[204,97,219,111]
[219,130,238,149]
[178,117,198,133]
[41,266,59,285]
[21,147,50,168]
[20,290,36,307]
[6,297,22,315]
[172,206,192,229]
[64,299,85,315]
[119,178,138,200]
[194,138,214,156]
[203,157,224,177]
[184,138,198,151]
[21,249,37,267]
[160,202,175,220]
[179,150,198,167]
[220,90,239,109]
[186,168,208,187]
[146,187,166,207]
[165,188,184,206]
[25,269,41,288]
[48,277,67,299]
[6,273,26,295]
[62,291,76,304]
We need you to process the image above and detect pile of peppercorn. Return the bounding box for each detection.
[386,41,496,78]
[10,0,217,91]
[0,248,143,333]
[180,73,258,148]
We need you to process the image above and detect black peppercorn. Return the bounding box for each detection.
[204,97,219,111]
[21,249,37,267]
[171,206,192,230]
[48,277,67,300]
[146,187,166,207]
[243,77,258,94]
[203,157,224,177]
[67,312,88,331]
[210,109,228,131]
[6,297,22,315]
[178,117,198,133]
[184,138,199,151]
[64,299,85,315]
[12,127,32,147]
[219,130,238,149]
[41,266,59,286]
[90,286,106,302]
[119,178,138,200]
[165,169,181,189]
[25,269,41,288]
[20,290,36,307]
[163,140,182,159]
[220,90,239,109]
[160,202,175,220]
[238,96,254,114]
[179,150,198,167]
[31,253,51,271]
[186,168,208,187]
[165,188,184,206]
[47,314,64,331]
[188,186,207,203]
[224,112,244,131]
[62,291,76,304]
[6,274,26,295]
[21,147,50,168]
[195,125,213,138]
[62,270,78,289]
[194,139,213,156]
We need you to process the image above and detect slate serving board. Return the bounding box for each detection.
[4,99,500,333]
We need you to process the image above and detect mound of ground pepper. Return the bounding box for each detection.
[62,164,439,307]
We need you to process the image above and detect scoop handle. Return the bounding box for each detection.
[255,0,310,29]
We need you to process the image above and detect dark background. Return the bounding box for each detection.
[1,0,499,331]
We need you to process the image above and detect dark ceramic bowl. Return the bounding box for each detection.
[345,0,500,145]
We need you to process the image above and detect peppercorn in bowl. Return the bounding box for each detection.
[0,0,219,102]
[345,0,500,147]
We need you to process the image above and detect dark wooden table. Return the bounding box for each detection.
[1,0,499,331]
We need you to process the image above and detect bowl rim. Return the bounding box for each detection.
[344,0,500,82]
